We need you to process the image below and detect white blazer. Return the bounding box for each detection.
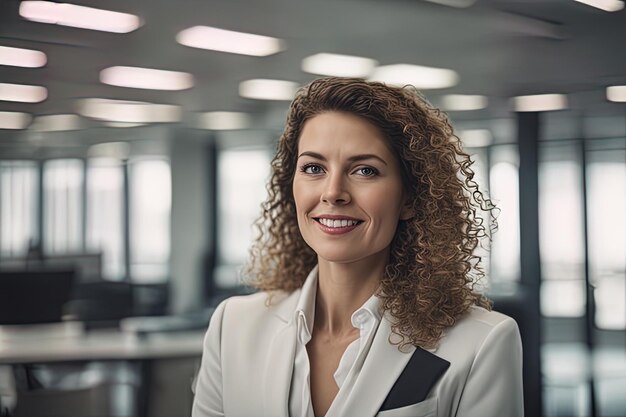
[192,287,524,417]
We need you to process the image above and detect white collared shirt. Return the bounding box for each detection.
[289,268,382,417]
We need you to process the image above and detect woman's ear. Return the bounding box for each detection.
[399,198,414,221]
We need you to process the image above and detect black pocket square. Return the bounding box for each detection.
[379,347,450,411]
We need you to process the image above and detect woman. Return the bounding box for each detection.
[192,77,523,417]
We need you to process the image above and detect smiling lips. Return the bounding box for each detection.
[314,216,363,235]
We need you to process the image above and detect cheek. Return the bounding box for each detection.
[292,178,303,210]
[365,185,404,218]
[292,178,313,217]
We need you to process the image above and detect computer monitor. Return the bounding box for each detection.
[0,252,102,282]
[0,269,76,325]
[42,253,102,282]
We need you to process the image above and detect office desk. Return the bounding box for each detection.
[0,323,205,364]
[0,322,206,417]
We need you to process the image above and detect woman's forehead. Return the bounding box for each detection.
[297,112,392,155]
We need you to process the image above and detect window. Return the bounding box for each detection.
[539,142,586,317]
[586,142,626,329]
[129,158,171,283]
[489,144,521,284]
[86,158,124,279]
[215,147,271,287]
[43,159,84,254]
[0,160,38,258]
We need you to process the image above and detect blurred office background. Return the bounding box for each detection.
[0,0,625,416]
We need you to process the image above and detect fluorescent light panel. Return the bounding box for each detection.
[0,45,47,67]
[513,94,568,112]
[31,114,81,132]
[197,111,251,130]
[424,0,477,7]
[100,66,194,91]
[440,94,488,111]
[88,142,130,159]
[103,121,147,128]
[239,79,299,101]
[607,85,626,102]
[19,1,140,33]
[0,111,31,129]
[78,98,181,123]
[301,53,378,77]
[0,82,47,103]
[574,0,624,12]
[177,26,284,57]
[369,64,459,89]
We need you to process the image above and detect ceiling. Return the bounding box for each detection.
[1,0,626,155]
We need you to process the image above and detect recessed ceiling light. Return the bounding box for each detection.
[0,111,31,129]
[19,1,141,33]
[369,64,459,89]
[78,98,181,123]
[88,142,131,159]
[239,79,299,101]
[197,111,252,130]
[513,94,568,112]
[30,114,82,132]
[459,129,493,147]
[607,85,626,102]
[177,25,285,57]
[103,121,147,128]
[0,82,47,103]
[574,0,624,12]
[424,0,477,7]
[440,94,488,111]
[0,45,47,68]
[100,66,194,91]
[301,53,378,78]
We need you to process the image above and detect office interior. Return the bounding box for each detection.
[0,0,625,416]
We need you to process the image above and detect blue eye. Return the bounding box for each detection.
[301,164,324,175]
[356,167,378,177]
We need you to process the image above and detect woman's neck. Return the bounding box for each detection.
[314,256,386,337]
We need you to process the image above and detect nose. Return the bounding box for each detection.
[321,172,351,205]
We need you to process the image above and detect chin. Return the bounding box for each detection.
[315,247,387,266]
[308,246,359,264]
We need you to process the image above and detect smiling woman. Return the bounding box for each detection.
[293,112,411,269]
[192,78,524,417]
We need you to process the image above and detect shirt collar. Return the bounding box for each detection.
[294,265,318,345]
[350,292,382,331]
[294,265,383,344]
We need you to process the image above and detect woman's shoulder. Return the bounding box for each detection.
[461,305,516,328]
[208,289,301,346]
[456,305,519,335]
[433,306,521,368]
[219,290,270,310]
[216,288,300,320]
[440,306,520,349]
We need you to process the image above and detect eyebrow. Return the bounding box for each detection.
[297,151,388,166]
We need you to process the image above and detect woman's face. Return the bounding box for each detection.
[292,111,411,267]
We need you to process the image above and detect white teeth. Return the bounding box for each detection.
[318,218,359,228]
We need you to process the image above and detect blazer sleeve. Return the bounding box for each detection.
[455,317,524,417]
[191,299,228,417]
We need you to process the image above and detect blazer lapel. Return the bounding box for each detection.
[329,315,413,417]
[262,291,299,417]
[334,315,449,417]
[379,346,450,410]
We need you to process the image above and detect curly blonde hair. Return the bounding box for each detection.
[244,77,495,349]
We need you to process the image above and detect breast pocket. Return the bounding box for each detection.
[375,397,438,417]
